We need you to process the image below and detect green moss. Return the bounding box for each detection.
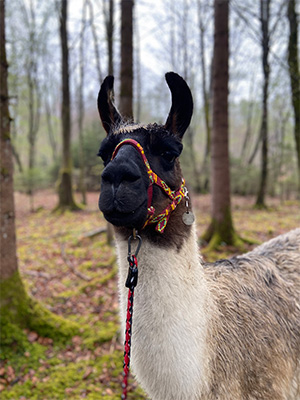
[80,260,94,270]
[0,350,148,400]
[52,202,84,214]
[82,320,119,349]
[80,266,118,294]
[0,320,47,367]
[202,206,238,248]
[0,271,80,347]
[99,266,118,285]
[201,206,257,252]
[58,288,78,298]
[95,254,116,268]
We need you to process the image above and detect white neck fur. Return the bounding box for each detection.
[115,224,213,400]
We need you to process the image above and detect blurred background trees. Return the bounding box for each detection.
[3,0,299,212]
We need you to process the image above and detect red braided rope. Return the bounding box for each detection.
[121,254,138,400]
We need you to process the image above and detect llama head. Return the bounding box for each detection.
[97,72,193,238]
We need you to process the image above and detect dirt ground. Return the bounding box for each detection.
[1,190,299,399]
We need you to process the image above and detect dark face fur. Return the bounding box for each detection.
[97,73,193,233]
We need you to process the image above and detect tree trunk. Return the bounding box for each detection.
[240,80,255,161]
[119,0,134,119]
[0,0,18,281]
[25,1,41,212]
[104,0,114,76]
[135,9,141,123]
[103,0,114,75]
[87,0,103,84]
[78,0,87,205]
[181,2,201,192]
[0,1,80,345]
[197,0,212,191]
[27,64,40,212]
[287,0,300,195]
[203,0,239,248]
[10,40,23,173]
[248,124,262,165]
[255,0,270,208]
[56,0,79,211]
[45,97,57,163]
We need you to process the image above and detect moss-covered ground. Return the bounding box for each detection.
[1,191,299,399]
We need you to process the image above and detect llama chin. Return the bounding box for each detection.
[97,72,300,400]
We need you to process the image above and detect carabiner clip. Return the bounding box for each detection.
[128,232,142,260]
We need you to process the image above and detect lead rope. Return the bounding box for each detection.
[121,232,142,400]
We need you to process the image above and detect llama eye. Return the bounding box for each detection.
[161,151,177,164]
[98,149,111,166]
[98,138,116,166]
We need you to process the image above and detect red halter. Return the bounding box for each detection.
[111,138,186,233]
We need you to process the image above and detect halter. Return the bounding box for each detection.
[111,138,186,234]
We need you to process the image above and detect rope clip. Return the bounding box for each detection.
[126,232,142,289]
[127,231,142,260]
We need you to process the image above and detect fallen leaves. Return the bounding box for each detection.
[1,190,299,399]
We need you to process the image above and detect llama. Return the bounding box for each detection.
[97,72,300,400]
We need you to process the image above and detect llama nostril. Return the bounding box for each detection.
[102,162,141,186]
[123,168,140,183]
[101,168,113,183]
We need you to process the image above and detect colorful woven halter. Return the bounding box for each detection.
[111,138,186,233]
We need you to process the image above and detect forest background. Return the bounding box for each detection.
[5,0,300,201]
[0,0,299,398]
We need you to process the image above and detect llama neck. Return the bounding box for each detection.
[115,224,213,400]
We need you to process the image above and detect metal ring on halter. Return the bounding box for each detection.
[128,233,142,260]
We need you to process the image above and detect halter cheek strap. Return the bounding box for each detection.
[111,138,186,233]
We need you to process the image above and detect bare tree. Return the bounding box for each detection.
[232,0,289,204]
[270,102,290,195]
[203,0,240,248]
[0,0,18,281]
[179,0,202,192]
[55,0,79,211]
[18,0,42,211]
[87,0,103,83]
[287,0,300,195]
[256,0,271,208]
[8,37,23,173]
[134,7,141,122]
[77,0,88,205]
[1,4,80,339]
[119,0,134,118]
[44,95,58,163]
[240,79,256,161]
[103,0,114,75]
[197,0,212,190]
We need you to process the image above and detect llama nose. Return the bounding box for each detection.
[101,160,141,186]
[100,158,144,214]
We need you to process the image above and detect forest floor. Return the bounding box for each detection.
[1,190,300,399]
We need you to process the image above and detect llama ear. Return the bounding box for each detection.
[164,72,193,138]
[97,76,122,135]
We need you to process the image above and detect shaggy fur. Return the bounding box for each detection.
[114,222,300,400]
[205,229,300,399]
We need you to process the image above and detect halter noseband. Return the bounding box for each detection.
[111,138,186,234]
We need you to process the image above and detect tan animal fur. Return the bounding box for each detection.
[115,225,300,400]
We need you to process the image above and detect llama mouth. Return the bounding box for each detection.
[103,199,148,228]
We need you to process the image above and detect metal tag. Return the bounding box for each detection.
[182,211,195,225]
